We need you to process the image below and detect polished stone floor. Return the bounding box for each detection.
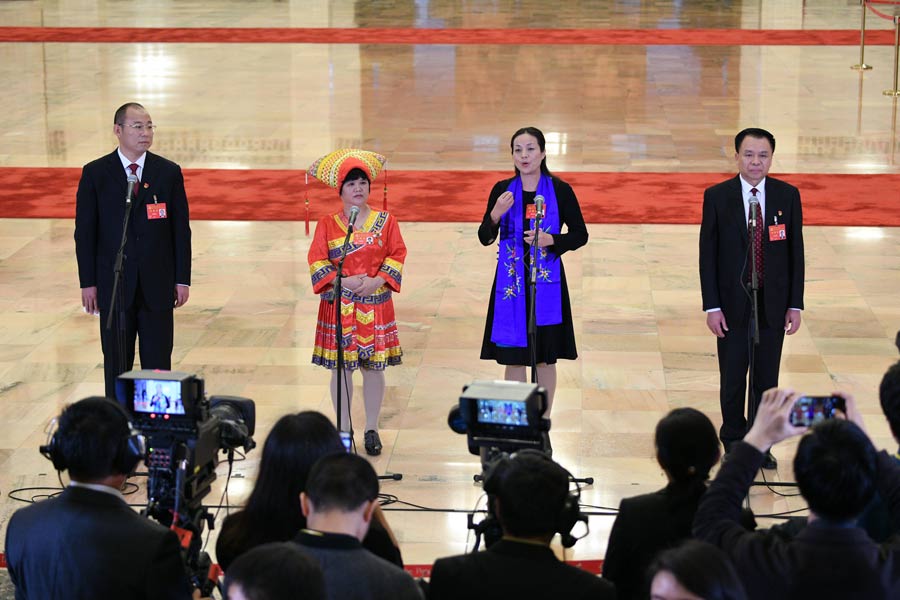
[1,0,899,570]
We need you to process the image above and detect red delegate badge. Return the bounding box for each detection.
[526,204,537,220]
[147,203,168,220]
[769,224,786,241]
[352,231,375,246]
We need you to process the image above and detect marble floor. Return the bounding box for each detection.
[1,0,900,570]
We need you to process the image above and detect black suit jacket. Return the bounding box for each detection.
[428,539,616,600]
[75,149,191,312]
[694,442,900,599]
[5,486,193,599]
[603,484,755,600]
[699,175,804,328]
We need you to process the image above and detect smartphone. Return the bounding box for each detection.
[340,431,353,453]
[789,395,846,427]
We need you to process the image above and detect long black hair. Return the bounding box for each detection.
[242,411,344,534]
[510,126,552,176]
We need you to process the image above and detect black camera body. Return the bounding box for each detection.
[449,380,550,458]
[116,369,256,594]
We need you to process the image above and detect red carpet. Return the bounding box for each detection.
[1,167,898,227]
[0,26,894,46]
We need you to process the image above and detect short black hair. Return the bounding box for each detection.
[305,453,379,513]
[655,408,720,485]
[340,167,371,193]
[56,397,132,480]
[734,128,775,153]
[489,450,569,538]
[648,540,747,600]
[794,419,877,522]
[880,361,900,442]
[224,542,325,600]
[114,102,146,125]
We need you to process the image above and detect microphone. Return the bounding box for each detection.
[125,173,138,204]
[348,205,360,229]
[534,195,545,219]
[748,196,759,228]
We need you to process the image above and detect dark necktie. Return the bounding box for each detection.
[128,163,139,200]
[749,187,764,283]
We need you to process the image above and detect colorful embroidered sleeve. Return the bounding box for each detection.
[308,218,337,294]
[376,214,406,292]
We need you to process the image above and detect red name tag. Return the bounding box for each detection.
[526,204,537,220]
[353,231,375,245]
[147,203,168,220]
[769,224,786,241]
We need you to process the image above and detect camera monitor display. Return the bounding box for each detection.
[133,378,186,415]
[477,398,529,427]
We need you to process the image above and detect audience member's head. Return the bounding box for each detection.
[794,418,878,523]
[301,453,380,540]
[649,540,747,600]
[224,542,325,600]
[486,449,571,542]
[243,411,344,529]
[42,396,143,483]
[655,408,720,487]
[879,361,900,444]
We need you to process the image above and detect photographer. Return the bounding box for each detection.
[4,397,196,599]
[428,450,615,599]
[693,387,900,599]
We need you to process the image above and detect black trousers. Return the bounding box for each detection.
[99,283,173,399]
[716,295,785,446]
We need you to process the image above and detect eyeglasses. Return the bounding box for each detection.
[124,123,157,132]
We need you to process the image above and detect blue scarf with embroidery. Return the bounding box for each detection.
[491,175,562,347]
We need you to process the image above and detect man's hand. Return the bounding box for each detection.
[706,311,728,337]
[785,308,802,335]
[174,285,190,308]
[81,286,98,315]
[743,387,807,452]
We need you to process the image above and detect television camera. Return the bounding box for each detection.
[116,369,256,595]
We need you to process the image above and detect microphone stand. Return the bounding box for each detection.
[527,204,543,385]
[746,203,762,429]
[333,219,355,436]
[106,181,136,388]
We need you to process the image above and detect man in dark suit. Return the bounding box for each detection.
[4,397,195,599]
[75,102,191,398]
[699,127,804,468]
[428,451,616,600]
[694,387,900,599]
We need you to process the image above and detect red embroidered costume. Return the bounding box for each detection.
[308,210,406,370]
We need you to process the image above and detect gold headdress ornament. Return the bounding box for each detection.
[305,148,389,236]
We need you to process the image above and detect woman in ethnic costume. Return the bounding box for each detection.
[479,127,588,416]
[307,149,406,456]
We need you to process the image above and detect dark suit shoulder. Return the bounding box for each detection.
[764,175,799,195]
[146,151,182,170]
[82,150,121,171]
[704,175,740,197]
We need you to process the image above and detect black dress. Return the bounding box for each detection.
[478,175,588,365]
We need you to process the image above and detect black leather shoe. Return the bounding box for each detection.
[364,430,382,456]
[762,451,777,470]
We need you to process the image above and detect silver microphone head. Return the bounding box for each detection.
[534,195,545,218]
[348,205,360,227]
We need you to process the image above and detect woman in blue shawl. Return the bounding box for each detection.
[478,126,588,416]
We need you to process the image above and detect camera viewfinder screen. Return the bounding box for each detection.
[790,396,840,427]
[476,399,529,427]
[133,379,185,415]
